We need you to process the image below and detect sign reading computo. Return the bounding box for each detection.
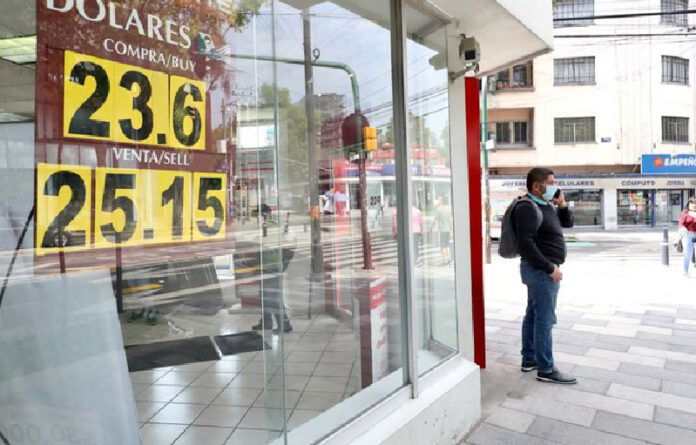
[36,163,226,255]
[63,51,206,150]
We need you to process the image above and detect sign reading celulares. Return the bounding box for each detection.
[35,0,233,261]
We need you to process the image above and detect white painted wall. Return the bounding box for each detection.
[489,0,696,170]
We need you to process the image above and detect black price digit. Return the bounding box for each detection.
[172,83,202,147]
[41,171,87,248]
[67,61,111,137]
[162,176,184,239]
[119,71,154,141]
[196,177,223,236]
[100,173,137,243]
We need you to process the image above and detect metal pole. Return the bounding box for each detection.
[391,0,418,398]
[303,9,324,281]
[662,228,670,266]
[480,76,491,264]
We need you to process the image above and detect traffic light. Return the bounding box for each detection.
[341,112,370,159]
[363,126,377,151]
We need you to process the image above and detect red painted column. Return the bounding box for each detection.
[465,78,486,369]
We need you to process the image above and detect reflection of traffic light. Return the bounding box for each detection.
[341,112,370,159]
[363,126,377,151]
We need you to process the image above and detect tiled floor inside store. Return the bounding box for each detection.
[129,314,359,445]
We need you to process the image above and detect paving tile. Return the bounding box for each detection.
[619,363,696,386]
[675,318,696,326]
[580,314,641,325]
[288,408,323,430]
[607,383,696,415]
[172,387,223,405]
[130,369,169,384]
[314,363,353,377]
[571,366,661,391]
[553,387,653,420]
[654,407,696,431]
[585,348,665,368]
[136,401,166,423]
[207,360,248,373]
[156,371,203,386]
[173,426,232,445]
[172,361,216,372]
[527,417,646,445]
[502,394,596,427]
[628,346,696,364]
[296,391,345,410]
[486,333,520,345]
[485,406,535,433]
[212,387,262,406]
[554,343,590,355]
[554,352,620,371]
[190,372,237,388]
[606,322,671,336]
[594,334,671,352]
[237,407,287,429]
[150,402,207,424]
[664,359,696,373]
[571,324,636,338]
[304,376,348,393]
[592,411,696,445]
[635,332,696,347]
[140,423,187,445]
[193,405,248,428]
[253,390,302,409]
[224,428,281,445]
[282,361,317,376]
[569,377,610,395]
[136,385,187,403]
[661,380,696,399]
[468,423,558,445]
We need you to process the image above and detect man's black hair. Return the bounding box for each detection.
[526,167,554,192]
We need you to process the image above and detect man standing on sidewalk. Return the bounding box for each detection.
[514,167,576,384]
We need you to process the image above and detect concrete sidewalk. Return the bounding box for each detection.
[463,232,696,445]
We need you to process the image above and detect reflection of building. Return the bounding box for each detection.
[487,0,696,230]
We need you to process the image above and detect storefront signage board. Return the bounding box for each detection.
[642,154,696,175]
[35,0,235,270]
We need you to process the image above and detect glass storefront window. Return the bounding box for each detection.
[564,189,602,226]
[0,2,460,444]
[618,190,651,226]
[403,5,458,375]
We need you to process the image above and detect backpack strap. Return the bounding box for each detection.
[516,195,543,231]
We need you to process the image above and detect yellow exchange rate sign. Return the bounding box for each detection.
[63,51,206,150]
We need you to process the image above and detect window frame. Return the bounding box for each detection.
[553,0,595,27]
[554,117,596,144]
[492,120,530,147]
[662,55,689,85]
[662,116,690,143]
[554,56,596,86]
[661,0,688,26]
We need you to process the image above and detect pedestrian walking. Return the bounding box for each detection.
[393,204,424,266]
[514,168,576,384]
[678,197,696,277]
[434,196,453,265]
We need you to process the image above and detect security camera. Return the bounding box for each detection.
[459,35,480,66]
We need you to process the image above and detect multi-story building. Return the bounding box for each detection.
[487,0,696,231]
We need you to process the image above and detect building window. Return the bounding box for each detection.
[496,122,511,144]
[662,0,688,26]
[662,116,689,142]
[494,121,529,146]
[554,117,596,143]
[554,57,595,85]
[514,121,528,144]
[496,69,510,88]
[554,0,594,27]
[493,61,533,90]
[513,65,528,87]
[662,56,689,84]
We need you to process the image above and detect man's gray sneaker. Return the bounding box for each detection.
[521,361,538,372]
[536,368,577,384]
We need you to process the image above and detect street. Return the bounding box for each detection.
[464,229,696,444]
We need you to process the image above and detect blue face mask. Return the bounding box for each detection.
[542,185,558,201]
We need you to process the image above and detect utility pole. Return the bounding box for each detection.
[480,76,491,264]
[303,9,324,280]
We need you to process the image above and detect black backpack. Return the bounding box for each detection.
[498,196,543,259]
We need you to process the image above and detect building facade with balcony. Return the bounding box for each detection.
[487,0,696,232]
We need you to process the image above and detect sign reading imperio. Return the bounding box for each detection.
[35,0,234,265]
